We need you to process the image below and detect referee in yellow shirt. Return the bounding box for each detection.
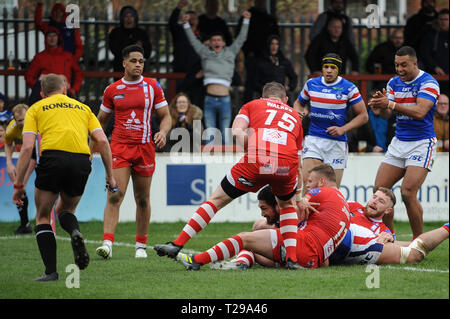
[12,74,117,282]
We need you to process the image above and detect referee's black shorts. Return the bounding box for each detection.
[35,150,91,197]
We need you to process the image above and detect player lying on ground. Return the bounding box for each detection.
[173,164,351,270]
[218,164,449,269]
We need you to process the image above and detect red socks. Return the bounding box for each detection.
[194,235,243,265]
[173,201,218,247]
[279,206,298,262]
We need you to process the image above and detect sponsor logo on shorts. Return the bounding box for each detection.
[409,155,424,162]
[275,166,290,176]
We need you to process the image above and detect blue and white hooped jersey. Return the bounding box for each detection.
[297,76,363,142]
[387,70,440,141]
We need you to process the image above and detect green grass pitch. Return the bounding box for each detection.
[0,220,448,300]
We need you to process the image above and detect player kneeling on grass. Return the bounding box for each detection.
[12,74,117,281]
[174,164,351,270]
[213,165,449,269]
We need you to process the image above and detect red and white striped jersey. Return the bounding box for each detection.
[100,76,168,144]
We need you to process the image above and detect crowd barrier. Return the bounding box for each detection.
[1,152,448,223]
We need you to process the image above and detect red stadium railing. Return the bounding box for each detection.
[2,70,447,105]
[0,69,186,103]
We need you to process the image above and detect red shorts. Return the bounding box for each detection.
[227,154,298,198]
[270,228,323,269]
[110,140,155,177]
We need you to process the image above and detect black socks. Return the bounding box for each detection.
[34,224,57,275]
[58,211,80,235]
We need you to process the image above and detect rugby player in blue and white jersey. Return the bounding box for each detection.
[368,46,440,239]
[293,53,368,194]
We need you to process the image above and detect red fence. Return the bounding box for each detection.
[0,70,448,107]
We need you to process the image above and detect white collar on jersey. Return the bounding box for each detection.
[121,76,143,85]
[402,70,424,84]
[321,76,342,86]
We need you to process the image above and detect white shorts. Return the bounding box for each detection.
[383,137,437,172]
[302,135,348,169]
[340,224,384,265]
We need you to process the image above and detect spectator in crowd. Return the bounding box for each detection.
[165,92,203,152]
[35,2,84,62]
[169,0,204,108]
[420,8,449,75]
[366,29,404,75]
[0,92,13,126]
[237,0,280,103]
[305,16,359,75]
[366,29,404,91]
[253,35,298,103]
[0,124,6,152]
[198,0,233,46]
[109,6,152,73]
[181,10,251,145]
[309,0,355,45]
[434,93,449,152]
[25,28,83,106]
[420,8,449,95]
[404,0,438,53]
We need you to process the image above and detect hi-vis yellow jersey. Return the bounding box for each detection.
[5,119,23,145]
[23,94,102,154]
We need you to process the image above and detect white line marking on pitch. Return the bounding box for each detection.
[1,234,448,273]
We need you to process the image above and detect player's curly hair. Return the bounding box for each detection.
[257,185,277,208]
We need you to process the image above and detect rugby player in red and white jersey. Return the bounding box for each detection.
[171,163,351,270]
[217,164,448,269]
[155,81,306,269]
[304,165,449,266]
[94,44,171,259]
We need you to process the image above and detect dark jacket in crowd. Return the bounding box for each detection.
[108,6,152,72]
[310,11,355,45]
[365,40,398,74]
[404,7,438,52]
[198,14,233,46]
[305,30,359,74]
[168,7,202,73]
[253,35,297,93]
[236,6,279,58]
[420,23,449,74]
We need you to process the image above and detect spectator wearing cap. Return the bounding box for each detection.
[294,53,368,191]
[35,2,84,62]
[109,6,152,73]
[25,28,83,106]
